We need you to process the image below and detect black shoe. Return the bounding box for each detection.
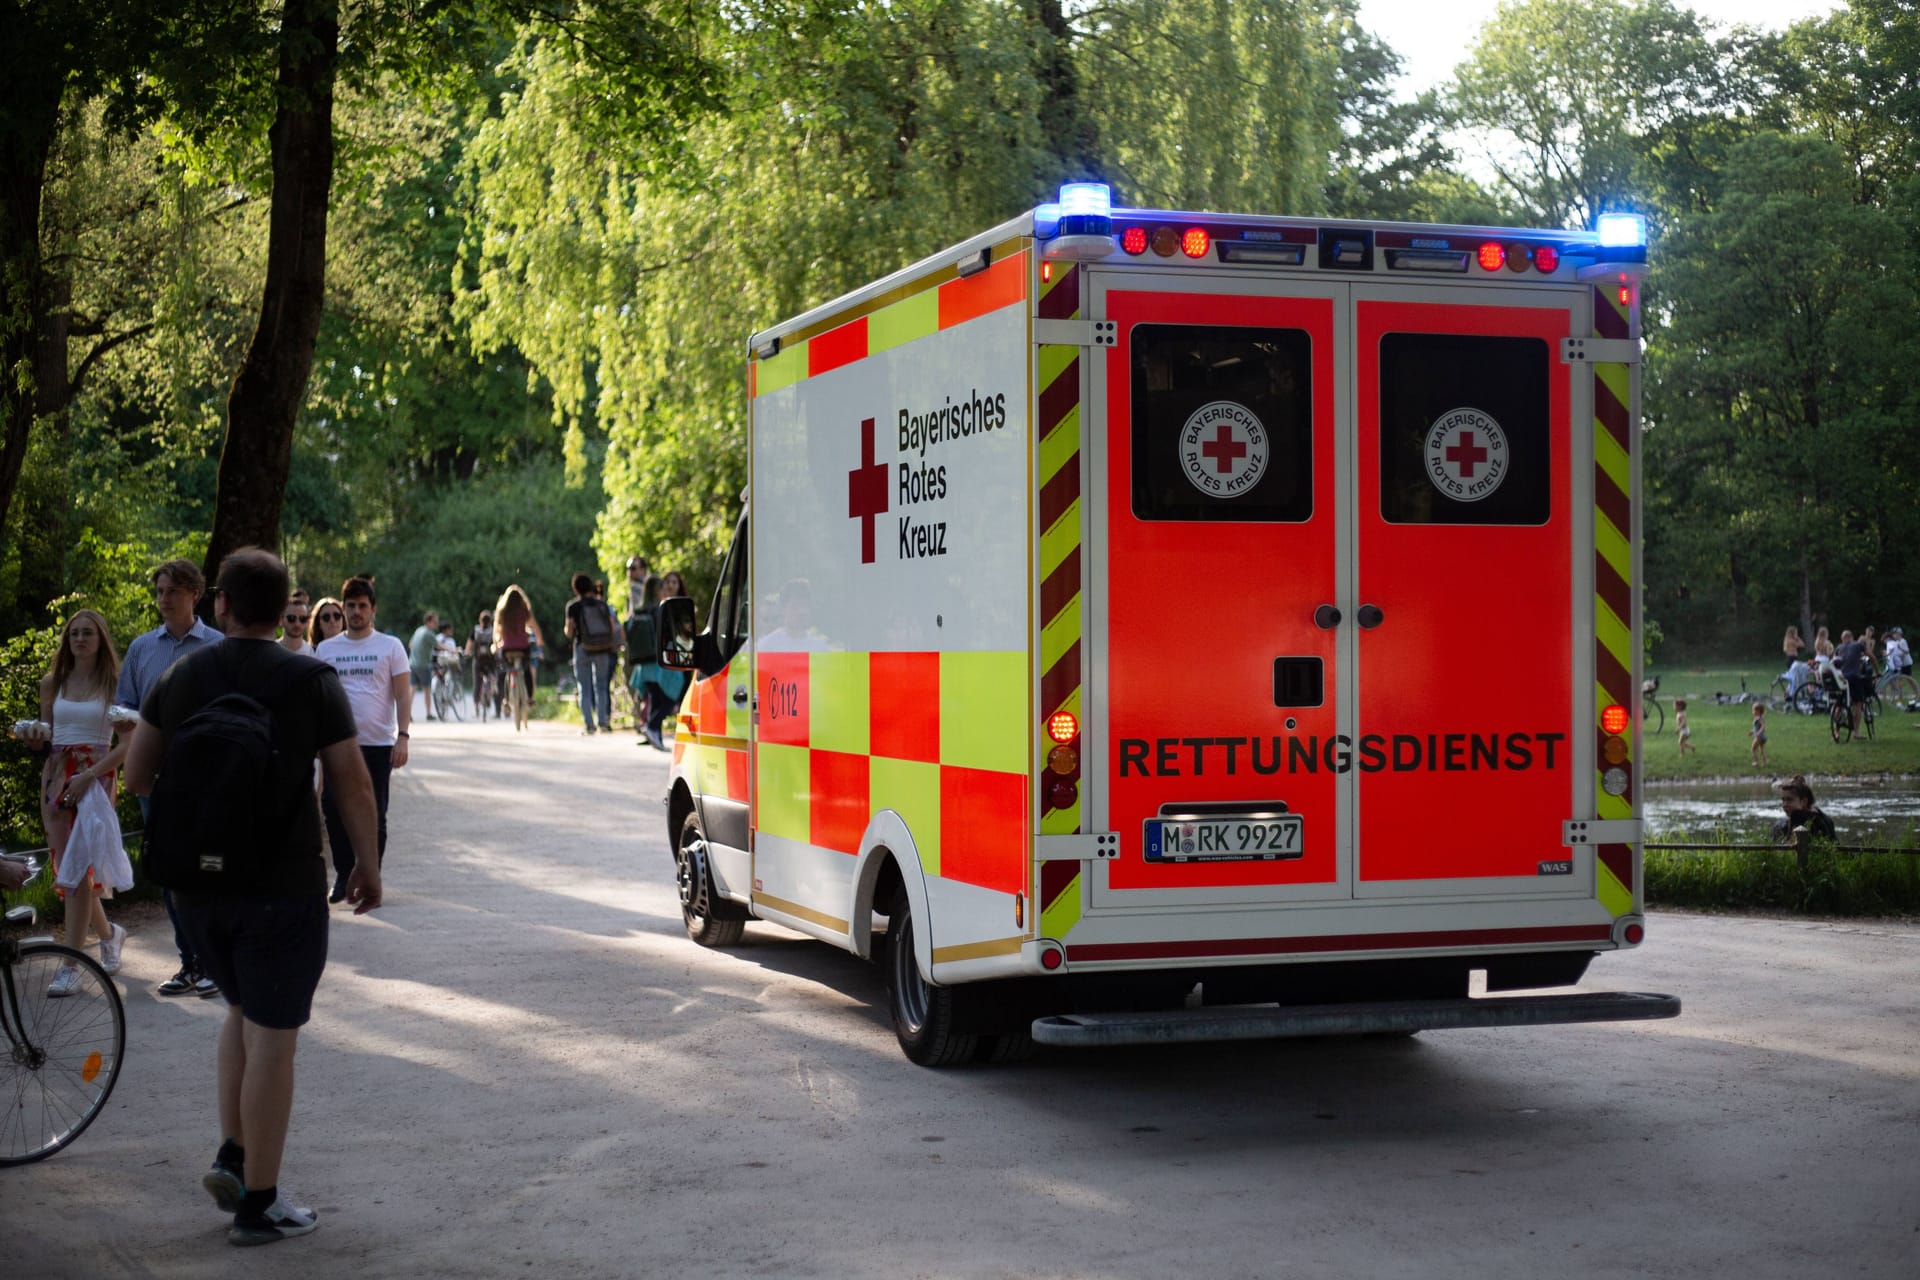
[229,1195,318,1246]
[204,1161,245,1213]
[328,878,346,904]
[158,967,199,997]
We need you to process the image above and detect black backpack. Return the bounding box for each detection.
[624,608,658,666]
[579,598,617,652]
[143,648,329,892]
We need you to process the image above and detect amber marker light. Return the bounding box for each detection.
[1047,711,1079,744]
[1601,736,1629,765]
[1600,704,1630,735]
[1048,745,1079,775]
[1150,226,1180,257]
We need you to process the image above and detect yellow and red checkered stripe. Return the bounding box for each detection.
[752,651,1030,895]
[675,654,752,801]
[1037,263,1085,939]
[1592,283,1636,917]
[752,252,1029,397]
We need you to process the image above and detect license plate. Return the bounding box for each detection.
[1144,815,1304,863]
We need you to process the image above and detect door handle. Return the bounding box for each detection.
[1357,604,1384,629]
[733,686,749,706]
[1313,605,1342,630]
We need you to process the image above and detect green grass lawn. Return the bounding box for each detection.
[1641,663,1917,781]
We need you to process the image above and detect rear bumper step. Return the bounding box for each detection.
[1031,991,1680,1047]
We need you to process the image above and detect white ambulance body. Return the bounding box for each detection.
[662,187,1678,1064]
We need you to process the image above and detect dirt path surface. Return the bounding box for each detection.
[9,717,1919,1278]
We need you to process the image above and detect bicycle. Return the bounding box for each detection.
[1,854,126,1165]
[502,652,531,731]
[1824,670,1877,743]
[430,653,465,722]
[1877,667,1919,709]
[472,657,497,724]
[1768,672,1822,714]
[1640,675,1664,735]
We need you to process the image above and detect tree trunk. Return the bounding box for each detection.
[1029,0,1100,184]
[0,59,63,555]
[12,273,76,614]
[202,0,338,590]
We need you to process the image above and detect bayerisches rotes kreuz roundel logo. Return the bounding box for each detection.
[1425,407,1508,502]
[1179,400,1268,498]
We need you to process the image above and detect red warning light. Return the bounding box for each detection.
[1047,711,1079,744]
[1533,245,1560,273]
[1477,242,1505,271]
[1617,284,1633,306]
[1601,704,1630,735]
[1181,227,1210,258]
[1040,261,1053,283]
[1121,226,1149,255]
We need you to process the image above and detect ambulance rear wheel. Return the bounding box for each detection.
[676,813,745,948]
[884,889,978,1067]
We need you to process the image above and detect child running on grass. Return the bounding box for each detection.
[1749,702,1768,767]
[1674,699,1696,755]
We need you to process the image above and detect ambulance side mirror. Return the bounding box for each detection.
[658,595,722,677]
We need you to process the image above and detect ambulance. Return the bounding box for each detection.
[659,185,1679,1065]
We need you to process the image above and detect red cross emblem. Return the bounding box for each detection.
[1445,430,1489,478]
[1201,424,1248,474]
[847,416,889,564]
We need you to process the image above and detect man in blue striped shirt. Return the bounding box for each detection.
[117,557,224,998]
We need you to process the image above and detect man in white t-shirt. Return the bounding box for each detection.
[315,576,411,903]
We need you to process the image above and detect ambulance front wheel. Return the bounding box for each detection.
[884,888,979,1067]
[676,812,746,948]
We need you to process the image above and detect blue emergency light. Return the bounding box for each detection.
[1034,203,1062,239]
[1056,183,1112,238]
[1597,212,1648,249]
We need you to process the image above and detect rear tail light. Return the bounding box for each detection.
[1533,244,1560,272]
[1601,704,1630,735]
[1181,227,1210,258]
[1121,226,1148,255]
[1476,242,1506,271]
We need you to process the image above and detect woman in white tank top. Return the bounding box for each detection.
[28,609,134,990]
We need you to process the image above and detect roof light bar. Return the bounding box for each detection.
[1597,212,1647,249]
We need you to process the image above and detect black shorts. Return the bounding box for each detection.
[174,893,330,1029]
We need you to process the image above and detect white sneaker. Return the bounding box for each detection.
[229,1194,319,1246]
[47,964,83,998]
[99,923,126,976]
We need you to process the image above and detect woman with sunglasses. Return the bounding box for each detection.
[308,598,346,648]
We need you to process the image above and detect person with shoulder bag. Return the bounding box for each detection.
[125,548,382,1248]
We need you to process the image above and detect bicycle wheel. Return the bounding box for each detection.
[1830,701,1852,743]
[0,942,125,1165]
[1790,683,1819,715]
[1768,677,1790,709]
[442,677,465,722]
[1641,698,1664,735]
[1862,695,1877,741]
[1881,673,1919,708]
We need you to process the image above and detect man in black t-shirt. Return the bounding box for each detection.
[126,548,383,1248]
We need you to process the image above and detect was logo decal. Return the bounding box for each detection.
[1425,407,1508,502]
[1179,400,1269,498]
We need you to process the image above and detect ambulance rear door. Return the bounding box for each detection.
[1349,283,1590,900]
[1086,272,1350,907]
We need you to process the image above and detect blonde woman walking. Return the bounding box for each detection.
[30,610,134,992]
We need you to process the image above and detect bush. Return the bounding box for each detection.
[1646,840,1920,915]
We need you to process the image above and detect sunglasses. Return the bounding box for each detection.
[285,612,309,624]
[317,612,343,623]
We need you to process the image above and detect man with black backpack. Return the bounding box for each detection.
[564,571,619,734]
[125,548,382,1248]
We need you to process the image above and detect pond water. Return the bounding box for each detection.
[1642,777,1920,847]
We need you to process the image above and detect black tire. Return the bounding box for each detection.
[974,1031,1037,1064]
[884,888,977,1067]
[0,942,125,1165]
[1768,677,1790,709]
[675,812,745,948]
[1790,682,1819,715]
[1830,701,1852,743]
[1641,697,1663,735]
[1861,695,1877,741]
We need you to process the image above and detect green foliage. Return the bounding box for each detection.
[1644,131,1920,656]
[1646,844,1920,915]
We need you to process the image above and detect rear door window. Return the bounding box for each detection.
[1378,333,1551,526]
[1130,324,1314,523]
